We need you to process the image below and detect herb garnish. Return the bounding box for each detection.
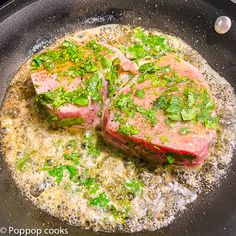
[135,90,145,99]
[178,128,192,135]
[89,192,110,208]
[128,27,173,59]
[118,124,140,136]
[125,179,144,195]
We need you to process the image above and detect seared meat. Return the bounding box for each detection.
[31,40,137,128]
[31,38,218,167]
[103,54,217,167]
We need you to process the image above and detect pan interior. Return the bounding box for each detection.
[0,0,235,235]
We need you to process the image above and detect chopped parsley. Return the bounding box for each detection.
[178,127,192,135]
[66,139,78,149]
[136,106,157,127]
[63,151,81,165]
[153,80,218,129]
[125,179,144,195]
[159,136,170,144]
[48,164,78,183]
[31,40,84,71]
[58,117,85,127]
[82,131,101,158]
[113,92,157,127]
[128,27,173,59]
[17,152,31,172]
[65,165,78,181]
[48,165,65,183]
[85,72,103,101]
[153,95,168,110]
[113,93,137,117]
[37,86,89,109]
[118,124,140,136]
[105,58,120,97]
[89,192,110,208]
[135,90,145,99]
[167,155,175,164]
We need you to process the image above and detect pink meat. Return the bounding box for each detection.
[31,70,82,94]
[32,69,101,128]
[31,42,138,128]
[103,55,216,167]
[158,54,203,80]
[99,42,139,75]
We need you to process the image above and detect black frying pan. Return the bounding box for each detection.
[0,1,236,235]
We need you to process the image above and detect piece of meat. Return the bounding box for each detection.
[103,54,216,167]
[31,67,101,128]
[31,41,138,128]
[99,42,139,75]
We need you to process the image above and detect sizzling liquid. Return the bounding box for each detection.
[0,25,236,232]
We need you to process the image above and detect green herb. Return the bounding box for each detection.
[139,62,159,74]
[186,91,195,107]
[90,185,99,194]
[17,153,31,172]
[84,177,95,189]
[84,177,99,194]
[85,73,103,101]
[163,75,176,82]
[99,54,113,69]
[63,152,80,165]
[136,106,157,126]
[159,136,170,143]
[204,117,218,129]
[153,82,218,129]
[107,204,131,224]
[167,155,175,164]
[105,58,120,98]
[48,165,64,183]
[58,117,84,127]
[82,131,100,158]
[166,96,183,114]
[65,165,78,181]
[125,179,143,195]
[80,60,98,73]
[86,40,102,51]
[128,27,173,59]
[135,90,145,99]
[47,164,78,183]
[89,192,110,208]
[37,72,103,110]
[30,40,83,71]
[128,43,146,59]
[114,112,125,124]
[178,127,192,135]
[67,139,78,149]
[181,108,197,121]
[162,162,169,170]
[118,124,140,136]
[114,93,136,117]
[38,86,89,109]
[31,58,43,69]
[138,64,171,85]
[154,95,168,110]
[165,118,175,127]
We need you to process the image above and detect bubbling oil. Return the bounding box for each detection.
[0,24,235,232]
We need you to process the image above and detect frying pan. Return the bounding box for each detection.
[0,0,236,235]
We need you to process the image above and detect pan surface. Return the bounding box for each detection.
[0,0,236,235]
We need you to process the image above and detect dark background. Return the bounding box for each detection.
[0,0,8,5]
